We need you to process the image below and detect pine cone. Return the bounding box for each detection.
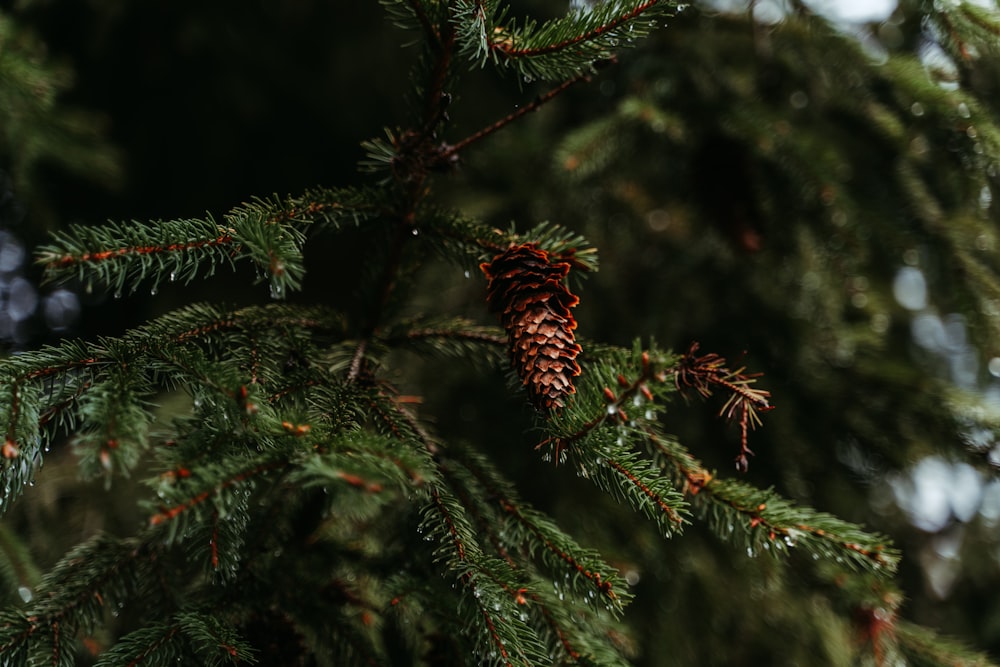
[481,243,582,411]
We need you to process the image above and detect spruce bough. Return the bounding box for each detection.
[0,1,996,665]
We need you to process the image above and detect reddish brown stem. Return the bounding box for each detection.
[148,461,280,526]
[442,71,593,160]
[45,234,235,270]
[489,0,664,58]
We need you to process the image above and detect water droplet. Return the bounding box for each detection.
[17,586,32,603]
[464,270,470,279]
[169,271,177,282]
[269,283,283,299]
[988,357,1000,377]
[150,285,158,296]
[958,102,971,119]
[910,102,925,117]
[411,228,419,236]
[113,289,122,299]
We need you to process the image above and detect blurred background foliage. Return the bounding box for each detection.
[2,0,1000,664]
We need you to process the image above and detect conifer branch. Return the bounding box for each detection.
[541,342,894,575]
[895,620,998,667]
[573,438,688,536]
[292,431,436,498]
[93,612,257,666]
[540,346,668,456]
[650,433,900,575]
[415,210,599,278]
[671,342,773,472]
[445,448,631,613]
[416,439,633,663]
[380,318,508,370]
[0,535,160,664]
[380,0,447,42]
[424,485,548,665]
[148,459,281,529]
[0,340,107,492]
[0,524,40,607]
[71,356,154,480]
[93,622,183,666]
[520,221,600,273]
[406,0,443,47]
[365,388,433,449]
[399,324,507,348]
[492,2,659,59]
[36,186,382,298]
[0,303,349,511]
[454,0,679,81]
[442,69,595,159]
[420,3,457,134]
[534,344,689,534]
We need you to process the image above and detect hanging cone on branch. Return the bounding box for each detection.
[481,243,582,411]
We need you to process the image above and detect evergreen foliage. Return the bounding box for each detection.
[0,9,120,229]
[0,0,999,665]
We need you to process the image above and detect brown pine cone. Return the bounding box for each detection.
[481,243,582,411]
